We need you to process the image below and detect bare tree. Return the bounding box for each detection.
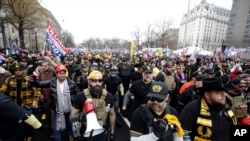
[155,17,173,48]
[2,0,45,49]
[61,30,75,48]
[144,22,156,48]
[131,26,142,52]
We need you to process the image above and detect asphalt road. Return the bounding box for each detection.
[114,114,130,141]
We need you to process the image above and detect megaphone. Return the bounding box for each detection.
[83,98,104,137]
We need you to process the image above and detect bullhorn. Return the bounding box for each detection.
[83,98,104,137]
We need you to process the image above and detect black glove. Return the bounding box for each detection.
[79,112,86,122]
[121,109,128,118]
[153,119,168,138]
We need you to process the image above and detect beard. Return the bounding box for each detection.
[210,101,226,110]
[89,85,103,98]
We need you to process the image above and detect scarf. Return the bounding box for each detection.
[56,79,71,131]
[194,98,238,141]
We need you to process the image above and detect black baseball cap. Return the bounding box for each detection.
[147,81,169,100]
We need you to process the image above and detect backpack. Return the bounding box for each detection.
[83,88,108,125]
[161,72,176,91]
[226,93,248,118]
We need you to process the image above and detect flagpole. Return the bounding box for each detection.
[42,42,46,56]
[42,21,49,57]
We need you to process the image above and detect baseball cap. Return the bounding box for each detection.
[204,68,214,74]
[229,78,246,87]
[147,81,169,100]
[15,63,26,70]
[87,70,103,79]
[196,75,207,81]
[142,65,152,73]
[55,65,67,73]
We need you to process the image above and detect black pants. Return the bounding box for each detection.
[82,131,108,141]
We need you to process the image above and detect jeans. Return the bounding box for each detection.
[54,112,73,141]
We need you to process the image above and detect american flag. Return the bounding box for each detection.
[216,47,221,53]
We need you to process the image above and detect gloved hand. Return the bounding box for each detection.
[153,119,168,138]
[79,112,86,122]
[163,114,184,137]
[121,109,128,118]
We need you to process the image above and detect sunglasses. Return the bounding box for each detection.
[149,97,164,102]
[90,79,103,83]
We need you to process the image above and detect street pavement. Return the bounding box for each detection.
[114,114,130,141]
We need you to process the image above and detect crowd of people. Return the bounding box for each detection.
[0,49,250,141]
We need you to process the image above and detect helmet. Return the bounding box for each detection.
[56,65,67,73]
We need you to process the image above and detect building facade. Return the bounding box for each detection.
[178,0,231,51]
[0,0,61,53]
[225,0,250,48]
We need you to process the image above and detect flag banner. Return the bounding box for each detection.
[216,47,221,53]
[246,46,250,51]
[13,44,21,53]
[223,47,229,56]
[45,22,69,56]
[0,54,5,64]
[130,41,135,61]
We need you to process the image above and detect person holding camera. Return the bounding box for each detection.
[0,94,43,141]
[130,81,184,141]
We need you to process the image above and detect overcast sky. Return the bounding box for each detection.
[41,0,232,44]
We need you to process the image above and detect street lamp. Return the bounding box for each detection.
[34,28,38,52]
[0,9,7,54]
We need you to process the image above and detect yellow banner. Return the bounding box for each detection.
[130,41,136,61]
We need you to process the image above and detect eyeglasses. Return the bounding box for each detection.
[149,97,164,102]
[90,79,103,83]
[110,70,117,72]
